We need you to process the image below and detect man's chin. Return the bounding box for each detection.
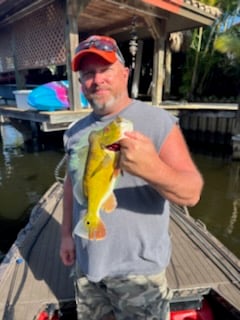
[91,98,115,114]
[91,101,105,112]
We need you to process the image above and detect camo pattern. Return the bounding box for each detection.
[74,266,172,320]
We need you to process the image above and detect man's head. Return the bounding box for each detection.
[72,35,131,116]
[72,35,125,72]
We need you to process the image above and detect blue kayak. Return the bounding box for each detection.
[28,80,89,111]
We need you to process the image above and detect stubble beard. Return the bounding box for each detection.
[90,95,117,115]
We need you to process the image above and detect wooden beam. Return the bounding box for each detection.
[95,19,146,37]
[66,0,91,111]
[11,30,26,89]
[105,0,169,20]
[152,36,165,105]
[131,40,143,98]
[164,42,172,97]
[0,106,91,124]
[144,16,163,39]
[0,0,55,26]
[144,17,167,105]
[142,0,183,14]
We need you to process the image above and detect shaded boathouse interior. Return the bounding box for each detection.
[0,0,221,105]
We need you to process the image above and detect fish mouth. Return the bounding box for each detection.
[106,143,121,152]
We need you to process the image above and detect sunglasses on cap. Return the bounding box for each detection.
[75,36,125,65]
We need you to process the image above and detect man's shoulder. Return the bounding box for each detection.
[66,113,93,134]
[124,99,173,119]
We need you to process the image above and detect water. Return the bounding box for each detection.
[0,124,64,257]
[189,153,240,258]
[0,124,239,260]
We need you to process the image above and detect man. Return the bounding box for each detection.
[60,35,203,320]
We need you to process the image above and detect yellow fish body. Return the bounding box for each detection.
[73,117,133,240]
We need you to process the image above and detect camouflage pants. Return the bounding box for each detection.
[74,266,172,320]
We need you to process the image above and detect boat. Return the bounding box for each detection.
[0,179,239,319]
[27,80,89,111]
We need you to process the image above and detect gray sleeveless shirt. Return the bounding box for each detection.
[64,100,177,282]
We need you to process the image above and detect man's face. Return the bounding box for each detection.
[79,54,129,115]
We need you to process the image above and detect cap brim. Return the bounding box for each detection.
[72,47,118,71]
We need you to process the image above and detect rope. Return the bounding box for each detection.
[54,154,67,183]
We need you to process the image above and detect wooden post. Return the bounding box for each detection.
[164,42,172,98]
[131,40,143,98]
[12,33,26,89]
[66,0,90,110]
[144,17,166,105]
[152,37,165,105]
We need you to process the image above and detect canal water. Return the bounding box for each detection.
[0,124,239,261]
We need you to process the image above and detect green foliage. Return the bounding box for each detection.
[199,0,218,6]
[179,0,240,100]
[214,25,240,59]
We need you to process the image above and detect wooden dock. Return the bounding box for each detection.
[0,106,91,132]
[0,182,239,320]
[0,102,239,131]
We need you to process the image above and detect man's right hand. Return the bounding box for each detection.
[60,235,76,266]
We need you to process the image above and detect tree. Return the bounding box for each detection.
[214,25,240,60]
[179,0,240,101]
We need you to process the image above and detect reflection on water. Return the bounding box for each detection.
[0,123,24,150]
[190,154,240,258]
[227,199,240,236]
[0,124,239,260]
[226,164,240,236]
[0,148,62,220]
[0,124,64,256]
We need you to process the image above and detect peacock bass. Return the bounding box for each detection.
[73,116,133,241]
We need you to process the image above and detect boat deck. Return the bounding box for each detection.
[0,182,239,320]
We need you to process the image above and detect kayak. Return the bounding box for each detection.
[27,80,89,111]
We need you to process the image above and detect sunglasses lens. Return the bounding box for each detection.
[75,36,125,65]
[76,38,116,54]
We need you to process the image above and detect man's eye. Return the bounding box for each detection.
[82,71,94,79]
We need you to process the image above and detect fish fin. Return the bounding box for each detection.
[89,219,106,240]
[101,193,117,213]
[114,167,121,177]
[74,215,106,241]
[90,154,113,178]
[73,182,87,205]
[70,145,89,205]
[73,220,89,240]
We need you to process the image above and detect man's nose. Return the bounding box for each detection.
[92,70,105,83]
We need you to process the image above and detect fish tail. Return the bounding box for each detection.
[101,193,117,213]
[73,214,106,241]
[89,218,106,240]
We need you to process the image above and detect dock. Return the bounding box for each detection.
[0,105,91,132]
[1,102,240,158]
[0,183,240,319]
[0,102,239,131]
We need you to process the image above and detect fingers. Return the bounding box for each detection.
[120,130,154,154]
[60,237,76,266]
[123,130,146,141]
[119,131,146,151]
[61,250,75,266]
[118,130,159,178]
